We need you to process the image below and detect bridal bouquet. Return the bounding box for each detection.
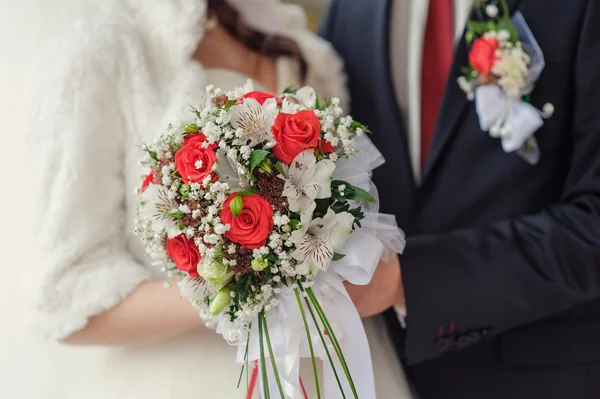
[134,82,405,399]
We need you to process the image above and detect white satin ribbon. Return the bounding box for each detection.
[475,85,543,165]
[237,231,383,399]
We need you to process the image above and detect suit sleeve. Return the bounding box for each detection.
[402,0,600,364]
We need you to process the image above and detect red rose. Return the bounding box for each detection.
[241,91,275,105]
[176,133,217,185]
[469,37,499,77]
[319,139,335,154]
[141,170,154,193]
[166,235,201,278]
[220,193,274,249]
[271,111,321,164]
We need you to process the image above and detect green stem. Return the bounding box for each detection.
[238,323,252,390]
[258,315,271,399]
[302,292,347,399]
[261,312,285,399]
[293,285,322,399]
[306,288,359,399]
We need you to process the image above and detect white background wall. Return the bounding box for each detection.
[0,2,107,397]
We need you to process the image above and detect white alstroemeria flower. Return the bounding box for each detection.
[290,203,354,274]
[295,86,317,108]
[229,98,278,146]
[282,150,335,212]
[281,86,317,113]
[214,149,249,191]
[179,276,214,304]
[140,184,180,237]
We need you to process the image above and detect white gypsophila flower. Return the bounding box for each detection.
[290,202,355,275]
[457,76,475,99]
[497,29,511,43]
[282,150,336,213]
[139,184,180,237]
[493,44,531,99]
[228,79,254,99]
[229,98,278,146]
[179,204,191,214]
[214,223,228,235]
[486,4,499,18]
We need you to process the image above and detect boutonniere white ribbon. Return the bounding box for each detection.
[460,5,554,165]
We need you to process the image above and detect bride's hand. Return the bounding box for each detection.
[344,254,405,318]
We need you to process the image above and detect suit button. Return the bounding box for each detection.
[435,338,453,352]
[457,332,481,348]
[468,331,481,341]
[457,336,471,348]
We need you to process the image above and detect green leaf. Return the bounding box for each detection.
[348,186,376,203]
[166,210,186,219]
[283,86,298,95]
[467,20,490,35]
[184,124,198,133]
[140,144,159,162]
[274,161,287,178]
[259,160,272,174]
[230,195,244,217]
[466,30,474,44]
[250,149,270,172]
[239,188,257,197]
[179,184,191,199]
[177,221,185,230]
[224,99,238,110]
[332,253,346,261]
[349,120,373,134]
[290,219,300,230]
[500,0,519,42]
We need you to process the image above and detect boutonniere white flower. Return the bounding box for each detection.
[459,0,554,165]
[290,202,354,275]
[281,149,336,212]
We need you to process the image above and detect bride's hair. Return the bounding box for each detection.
[207,0,308,83]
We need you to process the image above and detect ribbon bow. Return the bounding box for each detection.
[237,230,382,399]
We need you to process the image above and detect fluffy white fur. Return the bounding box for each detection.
[26,0,348,339]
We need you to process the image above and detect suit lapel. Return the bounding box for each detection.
[420,0,521,185]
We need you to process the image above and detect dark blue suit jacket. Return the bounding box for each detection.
[320,0,600,397]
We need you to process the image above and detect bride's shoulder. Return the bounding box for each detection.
[36,3,139,80]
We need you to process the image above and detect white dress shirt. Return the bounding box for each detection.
[390,0,473,182]
[390,0,473,322]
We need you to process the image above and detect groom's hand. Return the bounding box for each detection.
[344,254,405,318]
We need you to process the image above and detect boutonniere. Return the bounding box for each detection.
[458,0,554,165]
